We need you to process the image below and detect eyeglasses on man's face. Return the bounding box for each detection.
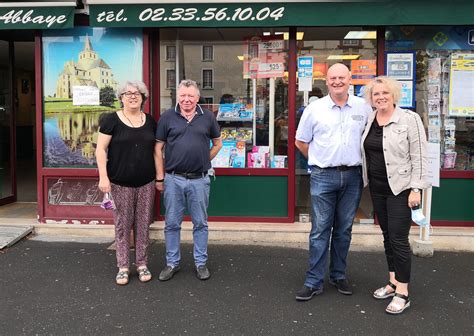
[122,91,141,98]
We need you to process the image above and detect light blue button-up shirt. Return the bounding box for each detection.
[296,94,371,168]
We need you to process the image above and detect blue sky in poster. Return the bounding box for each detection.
[42,27,142,97]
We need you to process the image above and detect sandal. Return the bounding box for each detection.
[138,267,152,283]
[116,270,129,285]
[373,281,397,299]
[386,293,411,315]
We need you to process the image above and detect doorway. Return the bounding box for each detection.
[0,32,37,218]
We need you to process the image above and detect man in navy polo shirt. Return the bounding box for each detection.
[155,79,222,281]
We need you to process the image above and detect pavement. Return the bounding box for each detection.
[0,237,472,335]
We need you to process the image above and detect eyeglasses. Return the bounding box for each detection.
[122,91,141,98]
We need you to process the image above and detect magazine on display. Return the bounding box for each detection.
[211,141,246,168]
[247,146,270,168]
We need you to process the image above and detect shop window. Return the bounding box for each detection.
[166,45,176,61]
[159,28,290,169]
[202,45,214,61]
[294,26,378,222]
[386,26,474,171]
[202,69,214,89]
[166,69,176,89]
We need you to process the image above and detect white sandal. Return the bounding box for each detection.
[116,270,129,285]
[373,281,396,299]
[386,293,411,315]
[138,267,152,283]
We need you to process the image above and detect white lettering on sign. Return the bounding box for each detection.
[73,86,100,106]
[259,40,284,51]
[0,10,67,27]
[258,62,284,78]
[96,9,127,23]
[133,6,285,23]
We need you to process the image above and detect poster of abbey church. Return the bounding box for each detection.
[55,34,117,100]
[42,27,143,168]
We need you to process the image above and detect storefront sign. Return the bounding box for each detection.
[351,60,376,85]
[386,51,416,108]
[88,1,474,28]
[258,40,285,52]
[90,4,287,27]
[0,7,74,29]
[257,62,284,78]
[386,52,414,80]
[449,53,474,117]
[313,63,328,80]
[399,81,414,108]
[298,56,313,92]
[426,143,440,188]
[243,36,285,79]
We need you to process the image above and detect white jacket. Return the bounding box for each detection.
[361,106,431,195]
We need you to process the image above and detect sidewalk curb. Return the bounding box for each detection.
[1,220,472,252]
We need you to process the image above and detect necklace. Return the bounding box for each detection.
[122,110,143,127]
[181,111,196,122]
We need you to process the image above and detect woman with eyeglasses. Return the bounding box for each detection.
[96,80,157,285]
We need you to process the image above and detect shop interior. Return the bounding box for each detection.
[0,30,36,218]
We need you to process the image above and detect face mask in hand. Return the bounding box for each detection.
[100,192,116,210]
[411,205,428,227]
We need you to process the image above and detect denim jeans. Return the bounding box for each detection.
[163,173,211,267]
[304,166,363,289]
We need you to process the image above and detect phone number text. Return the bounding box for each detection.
[97,7,285,23]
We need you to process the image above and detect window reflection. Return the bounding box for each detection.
[160,28,289,168]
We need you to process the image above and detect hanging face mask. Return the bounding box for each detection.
[100,192,116,210]
[411,205,428,227]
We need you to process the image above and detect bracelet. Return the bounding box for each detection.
[155,179,164,183]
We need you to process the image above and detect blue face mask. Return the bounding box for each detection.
[411,206,428,227]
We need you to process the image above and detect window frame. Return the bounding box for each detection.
[202,45,214,61]
[165,45,176,61]
[165,68,176,89]
[201,68,214,89]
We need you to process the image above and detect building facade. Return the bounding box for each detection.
[0,0,473,226]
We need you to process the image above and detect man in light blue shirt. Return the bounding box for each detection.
[295,63,371,301]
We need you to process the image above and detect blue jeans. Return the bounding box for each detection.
[304,166,363,289]
[163,173,211,267]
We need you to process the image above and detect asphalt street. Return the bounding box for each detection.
[0,239,472,335]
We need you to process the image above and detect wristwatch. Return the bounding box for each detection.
[411,188,421,193]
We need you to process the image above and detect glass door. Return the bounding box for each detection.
[0,40,15,205]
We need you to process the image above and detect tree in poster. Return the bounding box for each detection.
[100,86,115,107]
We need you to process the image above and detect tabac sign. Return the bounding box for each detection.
[0,7,74,29]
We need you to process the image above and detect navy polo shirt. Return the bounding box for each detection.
[155,104,221,173]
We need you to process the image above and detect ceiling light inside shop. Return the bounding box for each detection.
[327,54,361,60]
[262,32,304,40]
[283,32,305,40]
[344,31,377,39]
